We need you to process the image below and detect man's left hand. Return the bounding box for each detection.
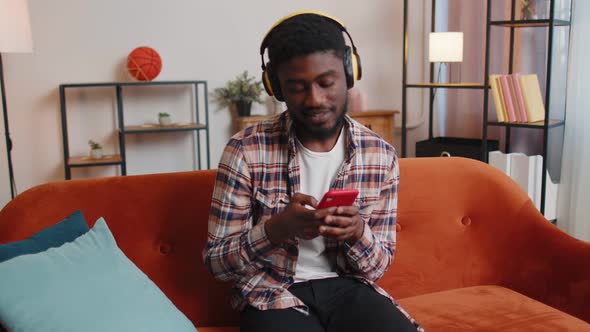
[319,206,364,245]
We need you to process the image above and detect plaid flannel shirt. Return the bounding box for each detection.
[203,111,422,330]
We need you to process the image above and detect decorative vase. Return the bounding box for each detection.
[235,100,252,117]
[522,9,538,20]
[159,116,172,126]
[521,0,539,20]
[90,148,104,159]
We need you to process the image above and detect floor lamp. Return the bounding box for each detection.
[0,0,33,199]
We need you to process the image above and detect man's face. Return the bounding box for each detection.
[276,51,348,142]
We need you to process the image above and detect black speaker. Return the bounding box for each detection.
[416,137,499,161]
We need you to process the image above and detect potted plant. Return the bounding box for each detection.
[88,139,104,159]
[158,112,172,126]
[213,70,263,117]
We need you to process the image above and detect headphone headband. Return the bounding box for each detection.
[259,10,357,71]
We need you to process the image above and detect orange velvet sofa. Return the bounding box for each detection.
[0,157,589,331]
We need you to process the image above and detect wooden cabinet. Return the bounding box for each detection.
[348,110,398,145]
[235,110,399,145]
[234,115,271,133]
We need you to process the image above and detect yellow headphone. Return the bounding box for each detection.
[259,10,362,101]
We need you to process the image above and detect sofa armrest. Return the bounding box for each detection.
[496,200,590,323]
[384,157,590,324]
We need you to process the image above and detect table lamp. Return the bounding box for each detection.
[426,32,463,140]
[429,32,463,63]
[0,0,34,199]
[429,32,463,83]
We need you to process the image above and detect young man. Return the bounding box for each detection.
[204,12,421,332]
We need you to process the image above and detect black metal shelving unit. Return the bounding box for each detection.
[402,0,572,221]
[481,0,572,218]
[59,80,210,180]
[401,0,490,158]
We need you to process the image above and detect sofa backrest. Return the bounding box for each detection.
[0,157,577,326]
[0,169,236,327]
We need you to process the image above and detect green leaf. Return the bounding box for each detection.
[212,70,264,109]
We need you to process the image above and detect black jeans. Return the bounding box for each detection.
[240,277,418,332]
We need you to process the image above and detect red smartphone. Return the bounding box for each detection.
[316,189,359,209]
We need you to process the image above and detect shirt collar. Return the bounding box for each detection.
[281,111,358,162]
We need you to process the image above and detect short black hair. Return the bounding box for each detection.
[266,14,346,68]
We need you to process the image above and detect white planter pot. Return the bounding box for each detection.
[90,148,104,159]
[159,116,172,126]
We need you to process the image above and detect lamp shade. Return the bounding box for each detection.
[429,32,463,62]
[0,0,33,53]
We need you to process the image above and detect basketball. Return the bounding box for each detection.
[127,46,162,81]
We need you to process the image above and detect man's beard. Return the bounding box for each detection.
[291,95,348,141]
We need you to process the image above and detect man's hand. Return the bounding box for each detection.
[319,206,364,245]
[265,193,336,245]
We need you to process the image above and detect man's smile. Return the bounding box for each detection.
[302,109,332,122]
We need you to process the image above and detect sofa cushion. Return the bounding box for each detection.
[397,285,590,331]
[0,217,196,332]
[0,210,88,262]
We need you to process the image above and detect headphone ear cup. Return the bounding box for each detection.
[262,69,275,97]
[352,52,362,81]
[265,63,284,101]
[343,47,354,89]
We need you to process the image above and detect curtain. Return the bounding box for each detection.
[558,0,590,241]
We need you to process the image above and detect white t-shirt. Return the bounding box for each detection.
[294,129,346,282]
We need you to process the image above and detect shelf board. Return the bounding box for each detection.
[61,80,207,88]
[123,122,207,134]
[490,19,570,28]
[349,110,400,117]
[68,154,123,167]
[405,82,487,89]
[487,119,565,129]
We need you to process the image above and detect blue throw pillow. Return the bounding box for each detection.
[0,217,197,332]
[0,210,89,263]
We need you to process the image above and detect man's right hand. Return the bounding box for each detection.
[264,193,336,245]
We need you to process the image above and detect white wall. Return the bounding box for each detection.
[0,1,587,241]
[558,0,590,242]
[0,0,416,207]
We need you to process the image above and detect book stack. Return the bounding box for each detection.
[488,151,558,220]
[489,74,546,123]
